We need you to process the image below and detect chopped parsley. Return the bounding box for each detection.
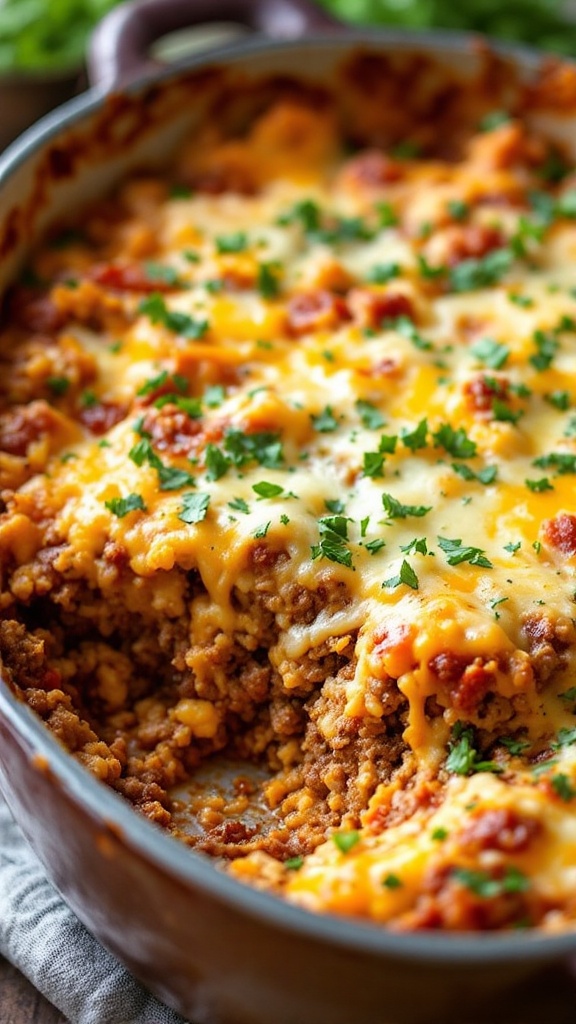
[438,536,493,568]
[215,231,248,254]
[382,873,403,889]
[252,481,284,499]
[80,389,97,408]
[544,390,570,411]
[551,773,576,802]
[530,329,558,372]
[253,521,271,538]
[228,497,250,514]
[433,423,477,459]
[204,445,231,481]
[559,687,576,703]
[144,261,182,287]
[393,315,433,351]
[284,856,303,871]
[478,110,511,132]
[551,727,576,750]
[332,830,360,854]
[525,477,554,493]
[224,428,283,470]
[356,399,386,430]
[257,262,281,299]
[47,376,70,395]
[452,865,529,898]
[105,493,146,518]
[504,541,521,554]
[401,418,428,452]
[470,337,510,370]
[128,436,195,491]
[447,199,469,221]
[311,406,339,433]
[312,516,353,568]
[452,463,497,485]
[445,724,501,775]
[364,538,386,554]
[382,559,419,591]
[491,400,522,424]
[533,452,576,475]
[156,465,196,492]
[154,394,202,418]
[508,292,534,308]
[399,537,428,555]
[366,262,400,284]
[203,384,225,408]
[138,293,208,339]
[363,451,385,478]
[449,247,513,293]
[431,827,448,841]
[381,493,431,519]
[375,201,399,228]
[178,492,210,524]
[417,254,446,281]
[499,736,531,756]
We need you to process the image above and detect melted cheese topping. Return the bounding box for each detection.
[5,103,576,930]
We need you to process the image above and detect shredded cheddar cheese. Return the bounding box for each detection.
[4,82,576,931]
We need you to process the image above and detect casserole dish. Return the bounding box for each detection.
[3,1,576,1020]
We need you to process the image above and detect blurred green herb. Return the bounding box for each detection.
[316,0,576,55]
[0,0,121,72]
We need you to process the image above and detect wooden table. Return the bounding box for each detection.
[0,956,66,1024]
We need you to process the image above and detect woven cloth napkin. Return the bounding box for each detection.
[0,794,190,1024]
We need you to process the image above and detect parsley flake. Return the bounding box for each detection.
[452,865,529,898]
[363,452,385,478]
[47,376,70,396]
[252,481,284,499]
[381,494,431,520]
[382,873,403,889]
[525,477,554,493]
[178,492,210,524]
[471,337,510,370]
[445,724,501,775]
[215,231,248,254]
[382,559,419,590]
[401,418,428,452]
[530,329,558,372]
[452,463,497,485]
[311,406,339,433]
[433,423,477,459]
[366,262,400,284]
[332,831,360,854]
[284,856,303,871]
[431,827,448,841]
[228,497,250,514]
[533,452,576,475]
[551,773,576,802]
[257,262,281,299]
[356,399,386,430]
[311,516,353,568]
[105,493,146,518]
[438,536,492,568]
[449,248,513,293]
[138,293,208,339]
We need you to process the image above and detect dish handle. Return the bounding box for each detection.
[88,0,342,92]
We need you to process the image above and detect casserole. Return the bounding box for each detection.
[2,0,576,1020]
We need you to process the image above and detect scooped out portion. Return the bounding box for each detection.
[4,53,576,931]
